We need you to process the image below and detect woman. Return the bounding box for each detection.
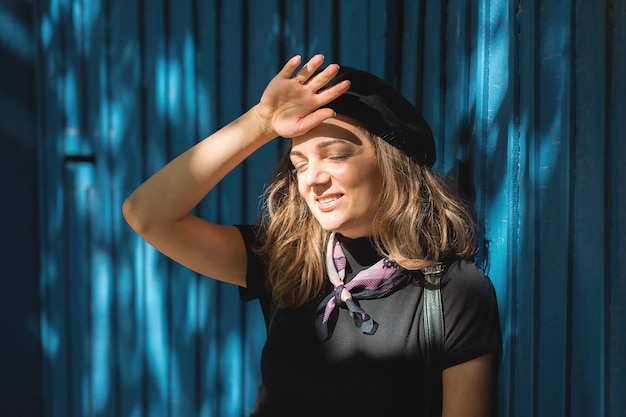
[123,54,502,417]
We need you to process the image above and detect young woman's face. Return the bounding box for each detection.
[290,116,383,238]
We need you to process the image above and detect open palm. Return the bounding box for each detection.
[256,55,351,139]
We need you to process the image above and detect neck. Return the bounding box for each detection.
[336,233,382,268]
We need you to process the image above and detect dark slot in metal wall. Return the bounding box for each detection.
[22,0,625,416]
[0,0,41,416]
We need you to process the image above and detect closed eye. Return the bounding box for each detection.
[291,153,351,175]
[291,162,308,175]
[329,153,350,161]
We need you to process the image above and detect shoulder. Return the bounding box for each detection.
[441,259,496,300]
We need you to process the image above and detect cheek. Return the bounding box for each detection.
[296,177,307,197]
[296,179,316,209]
[356,166,383,196]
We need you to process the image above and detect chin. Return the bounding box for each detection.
[328,226,372,239]
[315,216,372,238]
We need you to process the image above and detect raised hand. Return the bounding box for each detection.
[255,54,351,139]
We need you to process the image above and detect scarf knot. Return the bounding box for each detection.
[315,232,407,340]
[334,284,347,306]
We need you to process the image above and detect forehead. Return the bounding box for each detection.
[290,116,370,151]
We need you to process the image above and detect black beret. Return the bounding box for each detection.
[324,66,436,166]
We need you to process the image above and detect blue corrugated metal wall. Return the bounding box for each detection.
[19,0,625,416]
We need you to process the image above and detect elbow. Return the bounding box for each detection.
[122,194,149,235]
[123,191,184,238]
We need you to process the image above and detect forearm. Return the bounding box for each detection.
[123,54,348,239]
[122,105,275,234]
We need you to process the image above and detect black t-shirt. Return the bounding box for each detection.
[236,224,502,417]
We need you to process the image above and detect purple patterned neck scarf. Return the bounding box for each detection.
[315,232,407,340]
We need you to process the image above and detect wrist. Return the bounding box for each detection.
[250,103,277,140]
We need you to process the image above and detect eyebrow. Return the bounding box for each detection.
[289,137,361,157]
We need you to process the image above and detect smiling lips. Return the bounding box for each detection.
[316,194,342,211]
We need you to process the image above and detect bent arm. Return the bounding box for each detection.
[441,353,497,417]
[122,108,275,286]
[122,54,350,286]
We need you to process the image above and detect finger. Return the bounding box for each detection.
[279,55,302,78]
[307,63,342,91]
[314,79,351,104]
[294,54,325,82]
[297,108,337,133]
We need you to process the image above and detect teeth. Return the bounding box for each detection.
[318,196,337,204]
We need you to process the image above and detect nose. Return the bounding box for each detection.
[302,160,330,188]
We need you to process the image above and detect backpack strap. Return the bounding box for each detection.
[420,263,445,417]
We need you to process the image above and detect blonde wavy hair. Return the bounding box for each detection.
[255,132,477,308]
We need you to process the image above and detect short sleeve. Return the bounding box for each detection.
[441,260,502,369]
[234,224,264,299]
[233,224,272,326]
